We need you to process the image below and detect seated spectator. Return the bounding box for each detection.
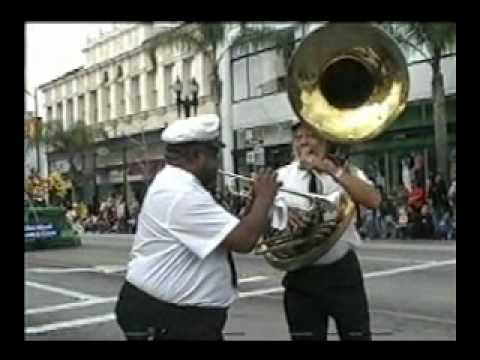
[407,205,422,239]
[408,179,427,213]
[409,204,434,239]
[448,178,456,219]
[438,211,455,240]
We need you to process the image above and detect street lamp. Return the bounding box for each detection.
[25,88,42,176]
[94,146,110,212]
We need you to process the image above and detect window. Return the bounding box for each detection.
[147,70,157,109]
[232,48,287,102]
[232,58,248,101]
[90,91,98,123]
[131,76,140,113]
[66,99,74,128]
[117,66,123,79]
[164,64,174,106]
[77,95,85,122]
[104,71,109,84]
[47,106,53,122]
[117,82,125,117]
[248,49,283,97]
[56,102,63,121]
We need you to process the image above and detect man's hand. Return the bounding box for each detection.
[252,168,282,205]
[287,209,308,233]
[299,147,338,176]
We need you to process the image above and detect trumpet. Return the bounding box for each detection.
[218,170,340,211]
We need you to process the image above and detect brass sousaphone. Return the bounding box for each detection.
[255,23,410,271]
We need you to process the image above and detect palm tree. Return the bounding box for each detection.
[39,120,108,203]
[381,23,456,181]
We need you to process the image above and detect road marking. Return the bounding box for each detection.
[27,265,127,275]
[241,260,456,298]
[364,259,456,279]
[359,256,429,264]
[25,297,117,315]
[27,268,95,274]
[25,313,116,335]
[25,281,98,301]
[94,265,127,274]
[239,287,284,298]
[360,242,456,252]
[372,309,456,325]
[25,260,456,334]
[24,276,268,317]
[238,276,268,284]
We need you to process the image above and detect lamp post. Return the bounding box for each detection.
[95,146,110,213]
[25,88,42,176]
[121,134,130,223]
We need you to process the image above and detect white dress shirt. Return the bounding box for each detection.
[271,160,372,265]
[126,165,239,308]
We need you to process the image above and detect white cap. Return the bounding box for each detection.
[161,114,222,145]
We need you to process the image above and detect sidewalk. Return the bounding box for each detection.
[360,239,456,252]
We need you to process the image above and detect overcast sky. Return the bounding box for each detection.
[25,22,125,117]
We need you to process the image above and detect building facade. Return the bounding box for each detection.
[227,23,456,193]
[39,23,217,204]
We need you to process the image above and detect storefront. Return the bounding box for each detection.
[47,128,167,207]
[349,96,456,193]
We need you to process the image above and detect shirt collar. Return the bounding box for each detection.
[164,164,203,187]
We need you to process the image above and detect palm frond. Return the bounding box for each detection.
[382,22,456,60]
[381,22,431,59]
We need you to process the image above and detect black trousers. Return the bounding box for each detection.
[114,281,228,341]
[282,250,371,341]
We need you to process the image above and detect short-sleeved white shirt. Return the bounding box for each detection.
[126,165,240,308]
[271,160,372,265]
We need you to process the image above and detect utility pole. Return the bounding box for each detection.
[122,135,130,222]
[34,88,41,175]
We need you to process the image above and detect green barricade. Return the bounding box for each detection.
[24,206,81,251]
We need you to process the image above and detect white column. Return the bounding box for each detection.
[125,77,132,115]
[219,46,235,174]
[140,71,148,111]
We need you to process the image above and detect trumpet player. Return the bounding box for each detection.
[271,119,381,341]
[114,115,281,340]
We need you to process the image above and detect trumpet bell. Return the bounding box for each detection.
[287,23,410,143]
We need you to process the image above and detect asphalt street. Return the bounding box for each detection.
[25,234,456,341]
